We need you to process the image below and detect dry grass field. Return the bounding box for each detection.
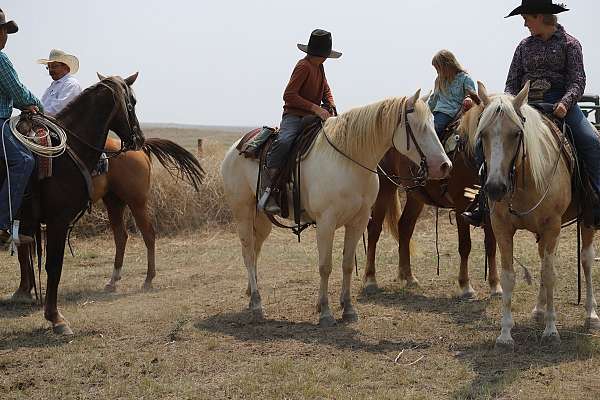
[2,125,600,399]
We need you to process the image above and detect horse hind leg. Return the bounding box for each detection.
[103,194,127,292]
[130,203,156,291]
[581,226,600,329]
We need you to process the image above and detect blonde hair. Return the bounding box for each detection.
[432,50,467,94]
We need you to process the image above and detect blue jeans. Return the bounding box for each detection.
[433,111,454,139]
[266,114,303,169]
[0,118,35,230]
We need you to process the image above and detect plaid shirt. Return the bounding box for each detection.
[505,25,585,111]
[0,51,43,119]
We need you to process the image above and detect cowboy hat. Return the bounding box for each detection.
[0,9,18,34]
[297,29,342,59]
[506,0,569,18]
[37,49,79,74]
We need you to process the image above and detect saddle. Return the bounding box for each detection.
[236,116,322,231]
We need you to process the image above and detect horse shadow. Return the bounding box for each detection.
[0,298,40,318]
[194,310,430,355]
[450,323,599,399]
[0,327,103,350]
[357,286,497,327]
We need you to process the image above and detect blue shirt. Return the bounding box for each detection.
[428,72,476,118]
[0,51,43,119]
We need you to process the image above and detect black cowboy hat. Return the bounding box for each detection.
[297,29,342,59]
[506,0,569,18]
[0,9,18,34]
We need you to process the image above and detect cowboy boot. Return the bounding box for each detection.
[461,193,485,227]
[257,167,281,215]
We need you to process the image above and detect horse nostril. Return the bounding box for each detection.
[440,162,451,175]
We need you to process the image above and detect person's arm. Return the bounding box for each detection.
[463,75,476,96]
[0,53,43,112]
[505,42,524,96]
[560,39,586,112]
[282,61,316,113]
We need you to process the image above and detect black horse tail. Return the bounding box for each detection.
[142,138,205,192]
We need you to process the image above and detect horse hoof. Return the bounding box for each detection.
[405,279,420,289]
[251,308,265,322]
[495,337,515,353]
[532,310,546,324]
[585,317,600,330]
[362,284,380,296]
[458,288,476,300]
[11,291,34,304]
[319,315,337,327]
[53,323,74,336]
[541,332,561,347]
[490,285,503,298]
[342,311,359,323]
[142,282,153,292]
[104,283,117,293]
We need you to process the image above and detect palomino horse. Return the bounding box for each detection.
[19,74,144,334]
[474,81,600,350]
[221,91,452,326]
[364,102,501,298]
[12,136,205,302]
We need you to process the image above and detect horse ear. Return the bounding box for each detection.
[421,90,432,103]
[97,72,107,81]
[513,80,530,113]
[124,72,139,86]
[477,81,490,106]
[407,89,421,108]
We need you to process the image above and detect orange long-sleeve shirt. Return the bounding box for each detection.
[282,58,334,117]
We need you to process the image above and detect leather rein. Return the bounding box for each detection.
[322,103,429,191]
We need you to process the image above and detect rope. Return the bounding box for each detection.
[7,114,67,158]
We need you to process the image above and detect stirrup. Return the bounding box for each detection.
[258,187,281,214]
[461,209,483,228]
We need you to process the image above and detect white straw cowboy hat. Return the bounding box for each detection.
[37,49,79,74]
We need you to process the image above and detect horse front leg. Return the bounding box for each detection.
[456,215,475,298]
[316,218,336,326]
[12,244,35,303]
[341,214,370,322]
[397,195,423,288]
[580,226,600,329]
[363,188,391,294]
[538,226,561,346]
[493,221,516,352]
[44,223,72,335]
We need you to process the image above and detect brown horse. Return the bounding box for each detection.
[364,102,501,298]
[12,136,205,302]
[5,74,145,335]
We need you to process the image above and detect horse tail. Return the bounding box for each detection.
[142,138,205,192]
[383,189,401,243]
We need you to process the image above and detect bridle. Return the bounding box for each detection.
[322,101,430,191]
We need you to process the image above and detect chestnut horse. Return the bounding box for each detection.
[364,101,501,298]
[12,136,205,302]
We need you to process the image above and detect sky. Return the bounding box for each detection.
[4,0,599,127]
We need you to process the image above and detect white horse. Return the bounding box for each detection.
[473,81,600,351]
[221,91,452,326]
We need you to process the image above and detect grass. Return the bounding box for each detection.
[1,126,600,399]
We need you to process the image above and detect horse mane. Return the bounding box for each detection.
[55,77,121,120]
[468,94,558,191]
[319,96,431,158]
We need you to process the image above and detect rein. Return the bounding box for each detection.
[321,104,429,190]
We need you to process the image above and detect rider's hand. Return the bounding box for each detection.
[553,102,567,119]
[313,105,331,121]
[462,97,474,112]
[22,105,39,114]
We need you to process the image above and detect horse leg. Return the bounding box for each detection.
[483,222,502,297]
[397,195,423,288]
[43,223,72,335]
[581,226,600,329]
[494,223,516,352]
[130,203,156,291]
[12,244,35,303]
[103,194,127,292]
[341,216,370,322]
[538,226,561,346]
[532,277,547,323]
[363,190,390,294]
[456,215,475,298]
[316,217,336,326]
[244,211,272,297]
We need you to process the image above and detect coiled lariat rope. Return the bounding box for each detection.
[7,114,68,158]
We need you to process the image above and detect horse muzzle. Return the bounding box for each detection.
[484,179,508,202]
